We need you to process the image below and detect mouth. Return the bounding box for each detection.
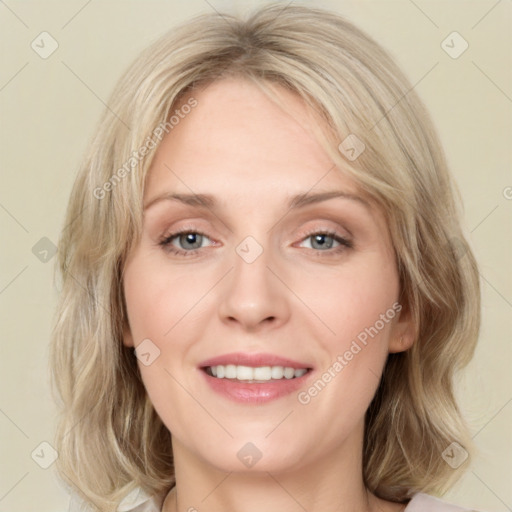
[199,353,313,403]
[203,364,310,382]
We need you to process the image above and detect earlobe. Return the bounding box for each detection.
[123,324,135,348]
[388,333,415,354]
[388,302,416,354]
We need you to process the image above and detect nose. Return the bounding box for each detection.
[217,246,291,332]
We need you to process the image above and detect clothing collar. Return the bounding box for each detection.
[117,487,165,512]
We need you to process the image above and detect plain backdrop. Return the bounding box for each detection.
[0,1,510,511]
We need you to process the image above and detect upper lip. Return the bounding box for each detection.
[200,352,313,370]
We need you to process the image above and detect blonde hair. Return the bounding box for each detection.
[50,3,481,510]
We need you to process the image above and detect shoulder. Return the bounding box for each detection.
[68,487,166,512]
[405,493,484,512]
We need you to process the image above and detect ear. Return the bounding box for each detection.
[122,322,135,348]
[388,300,416,354]
[120,288,135,347]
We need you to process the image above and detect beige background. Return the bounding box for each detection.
[0,1,510,510]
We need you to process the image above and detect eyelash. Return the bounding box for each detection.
[159,228,213,257]
[158,228,353,257]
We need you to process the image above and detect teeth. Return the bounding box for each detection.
[237,365,254,380]
[254,366,271,380]
[271,366,284,379]
[207,365,308,381]
[284,367,295,379]
[225,364,237,379]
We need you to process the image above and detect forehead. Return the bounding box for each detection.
[145,77,363,203]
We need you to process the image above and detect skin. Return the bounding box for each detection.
[123,78,414,512]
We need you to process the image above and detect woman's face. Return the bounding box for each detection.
[123,78,412,473]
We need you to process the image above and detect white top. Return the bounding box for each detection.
[69,487,482,511]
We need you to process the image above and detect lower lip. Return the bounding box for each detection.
[200,369,312,404]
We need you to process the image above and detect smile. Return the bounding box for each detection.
[205,364,309,381]
[199,353,313,403]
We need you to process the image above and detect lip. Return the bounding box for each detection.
[199,352,313,370]
[199,352,314,404]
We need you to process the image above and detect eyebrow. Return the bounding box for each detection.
[143,190,371,212]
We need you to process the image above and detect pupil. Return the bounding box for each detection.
[313,234,332,250]
[182,233,201,249]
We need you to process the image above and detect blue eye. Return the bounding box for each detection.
[299,232,352,252]
[159,231,213,256]
[159,229,352,257]
[175,232,204,250]
[307,233,337,250]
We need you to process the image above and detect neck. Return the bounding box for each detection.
[162,422,394,512]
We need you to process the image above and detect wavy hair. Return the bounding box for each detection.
[50,3,481,510]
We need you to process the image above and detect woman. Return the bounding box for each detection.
[51,4,482,511]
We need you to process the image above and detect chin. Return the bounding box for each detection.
[190,436,310,474]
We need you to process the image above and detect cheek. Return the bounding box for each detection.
[299,252,399,347]
[123,261,205,439]
[294,254,399,406]
[123,257,216,427]
[123,257,209,344]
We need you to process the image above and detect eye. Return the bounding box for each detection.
[298,231,352,252]
[159,230,214,256]
[157,228,352,257]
